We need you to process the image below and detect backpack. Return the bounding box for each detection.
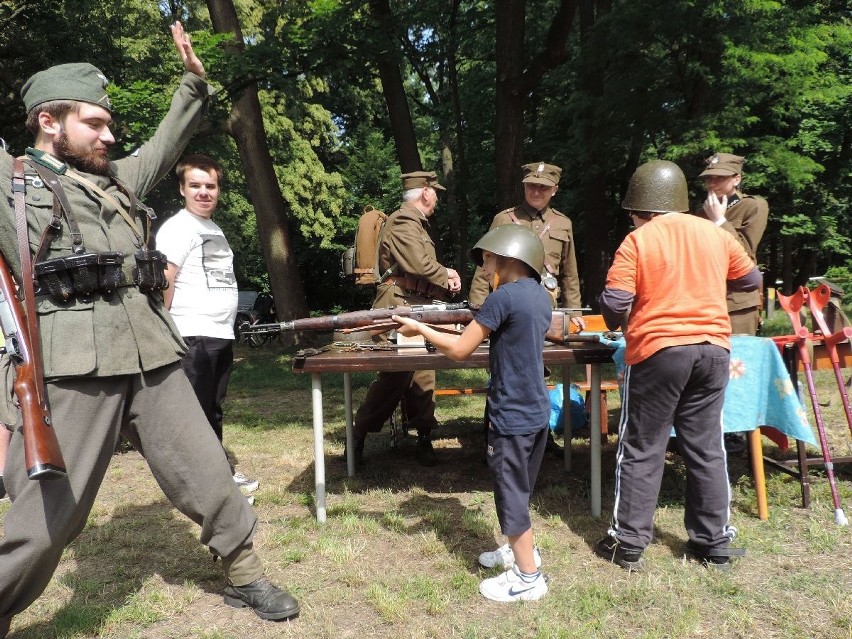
[341,205,387,286]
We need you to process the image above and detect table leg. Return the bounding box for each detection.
[748,428,769,520]
[590,363,602,518]
[311,373,327,523]
[344,372,354,477]
[562,365,572,472]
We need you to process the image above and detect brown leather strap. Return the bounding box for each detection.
[12,159,49,402]
[27,161,80,259]
[507,209,558,276]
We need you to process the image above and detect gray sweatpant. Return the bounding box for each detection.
[0,363,259,618]
[608,343,736,550]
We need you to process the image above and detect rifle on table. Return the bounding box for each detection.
[240,302,604,345]
[0,251,66,480]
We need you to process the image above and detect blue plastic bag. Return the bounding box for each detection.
[548,383,588,434]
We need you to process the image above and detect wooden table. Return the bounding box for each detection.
[292,342,615,523]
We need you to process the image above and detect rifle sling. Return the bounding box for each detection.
[12,158,50,405]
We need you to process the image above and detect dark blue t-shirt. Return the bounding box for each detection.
[475,277,552,435]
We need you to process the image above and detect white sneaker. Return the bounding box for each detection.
[246,494,255,506]
[478,543,542,569]
[233,471,259,493]
[479,565,548,602]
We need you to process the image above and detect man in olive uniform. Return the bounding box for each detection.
[469,162,585,331]
[0,24,298,636]
[352,171,462,466]
[697,153,768,335]
[697,152,768,457]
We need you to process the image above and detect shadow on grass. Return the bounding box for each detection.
[285,417,497,499]
[14,500,222,638]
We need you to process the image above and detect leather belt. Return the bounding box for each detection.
[382,274,450,302]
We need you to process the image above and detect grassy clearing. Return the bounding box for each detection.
[2,343,851,638]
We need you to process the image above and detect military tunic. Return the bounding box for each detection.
[0,73,261,620]
[696,190,768,332]
[468,201,582,311]
[354,201,452,438]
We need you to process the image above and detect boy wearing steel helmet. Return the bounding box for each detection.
[394,224,552,603]
[595,160,761,572]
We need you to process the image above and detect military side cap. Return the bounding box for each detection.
[699,152,744,177]
[21,63,112,114]
[522,162,561,186]
[401,170,445,191]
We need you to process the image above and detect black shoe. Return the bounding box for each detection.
[723,433,747,458]
[416,435,438,466]
[595,536,645,571]
[343,437,365,468]
[223,577,300,620]
[685,540,745,571]
[545,431,563,457]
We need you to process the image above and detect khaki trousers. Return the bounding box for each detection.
[354,369,437,437]
[0,363,259,618]
[729,306,760,335]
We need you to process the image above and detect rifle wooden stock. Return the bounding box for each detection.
[0,251,66,480]
[241,303,600,345]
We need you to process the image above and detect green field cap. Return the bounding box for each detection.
[522,162,561,187]
[22,63,112,113]
[401,171,445,191]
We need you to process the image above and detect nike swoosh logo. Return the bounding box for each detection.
[508,584,535,597]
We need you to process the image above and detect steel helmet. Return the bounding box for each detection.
[470,224,545,282]
[621,160,689,214]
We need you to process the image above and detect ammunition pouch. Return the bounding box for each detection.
[132,248,168,293]
[34,251,125,303]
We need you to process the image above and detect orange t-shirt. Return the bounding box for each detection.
[606,213,756,365]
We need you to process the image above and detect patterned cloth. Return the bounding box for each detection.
[602,334,816,446]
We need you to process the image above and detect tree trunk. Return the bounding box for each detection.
[205,0,308,322]
[495,0,580,209]
[447,0,472,289]
[369,0,422,172]
[494,0,527,209]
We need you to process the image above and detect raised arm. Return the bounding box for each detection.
[171,21,205,79]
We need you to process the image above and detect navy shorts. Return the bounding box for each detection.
[486,426,548,537]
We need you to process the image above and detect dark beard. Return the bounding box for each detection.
[54,130,112,176]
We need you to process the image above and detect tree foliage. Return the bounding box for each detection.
[1,0,850,312]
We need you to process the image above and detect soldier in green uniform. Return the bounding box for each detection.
[0,24,298,636]
[352,171,462,466]
[696,152,768,336]
[696,153,768,458]
[469,162,585,331]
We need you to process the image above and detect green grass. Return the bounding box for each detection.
[2,341,851,638]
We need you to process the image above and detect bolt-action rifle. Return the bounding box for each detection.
[0,251,66,480]
[240,302,602,344]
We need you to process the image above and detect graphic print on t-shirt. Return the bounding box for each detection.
[201,233,236,289]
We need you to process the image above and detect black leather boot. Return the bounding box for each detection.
[416,434,438,466]
[223,577,300,620]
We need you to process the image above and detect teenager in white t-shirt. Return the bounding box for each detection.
[156,154,258,495]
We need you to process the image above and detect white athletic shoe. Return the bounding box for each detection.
[478,543,542,569]
[479,564,548,602]
[233,471,259,493]
[246,494,255,506]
